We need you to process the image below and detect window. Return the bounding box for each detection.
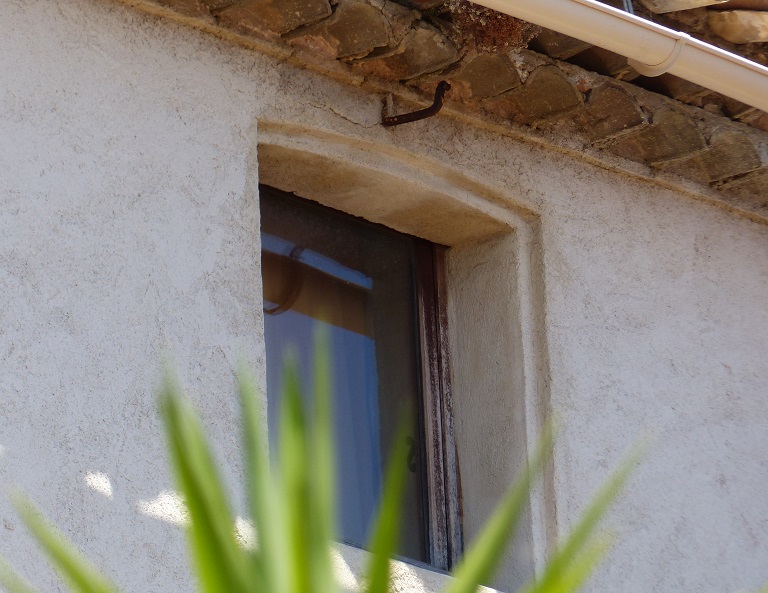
[260,185,462,569]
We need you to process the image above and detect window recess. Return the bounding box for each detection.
[260,185,463,569]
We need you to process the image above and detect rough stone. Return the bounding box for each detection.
[449,54,521,100]
[379,0,418,47]
[287,1,390,59]
[715,168,768,215]
[638,0,728,13]
[636,73,709,103]
[154,0,211,18]
[217,0,332,35]
[200,0,238,9]
[568,47,639,81]
[712,0,768,8]
[609,107,707,164]
[484,65,583,124]
[698,94,761,122]
[400,0,444,8]
[699,130,763,182]
[529,29,592,60]
[659,129,763,183]
[721,97,759,120]
[708,10,768,43]
[580,84,645,142]
[286,33,337,60]
[353,23,458,80]
[749,111,768,132]
[657,153,711,184]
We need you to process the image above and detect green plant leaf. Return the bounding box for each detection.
[520,447,641,593]
[159,374,251,593]
[278,356,312,593]
[9,493,117,593]
[0,556,41,593]
[363,418,411,593]
[239,363,288,593]
[3,353,651,593]
[444,424,554,593]
[308,330,337,593]
[541,533,614,593]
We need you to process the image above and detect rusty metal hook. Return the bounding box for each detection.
[382,81,451,127]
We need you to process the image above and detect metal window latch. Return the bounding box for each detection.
[382,81,451,127]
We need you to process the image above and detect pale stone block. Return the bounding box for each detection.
[638,0,727,13]
[708,9,768,43]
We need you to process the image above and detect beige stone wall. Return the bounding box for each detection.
[1,2,767,593]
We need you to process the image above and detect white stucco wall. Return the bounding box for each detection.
[1,2,766,593]
[0,2,265,590]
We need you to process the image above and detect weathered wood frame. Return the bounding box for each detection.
[415,244,464,570]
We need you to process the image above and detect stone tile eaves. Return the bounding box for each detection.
[112,0,768,223]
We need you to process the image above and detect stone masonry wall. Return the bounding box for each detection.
[139,0,768,219]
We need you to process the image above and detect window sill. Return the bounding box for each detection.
[333,543,503,593]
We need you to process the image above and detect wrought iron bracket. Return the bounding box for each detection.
[382,81,451,127]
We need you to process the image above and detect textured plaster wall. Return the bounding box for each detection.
[0,1,266,591]
[540,184,768,593]
[1,2,767,593]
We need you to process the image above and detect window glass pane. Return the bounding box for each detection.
[260,186,428,562]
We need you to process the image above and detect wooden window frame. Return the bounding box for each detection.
[415,244,463,570]
[261,185,463,569]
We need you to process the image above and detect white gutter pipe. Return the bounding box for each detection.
[468,0,768,113]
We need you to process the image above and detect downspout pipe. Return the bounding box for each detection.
[468,0,768,113]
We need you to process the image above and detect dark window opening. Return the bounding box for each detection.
[260,185,462,568]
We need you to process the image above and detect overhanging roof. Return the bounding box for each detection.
[114,0,768,221]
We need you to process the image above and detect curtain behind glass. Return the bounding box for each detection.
[260,187,428,562]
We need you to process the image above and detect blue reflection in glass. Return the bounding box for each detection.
[262,233,373,289]
[264,283,382,547]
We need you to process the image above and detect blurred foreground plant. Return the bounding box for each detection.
[0,345,636,593]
